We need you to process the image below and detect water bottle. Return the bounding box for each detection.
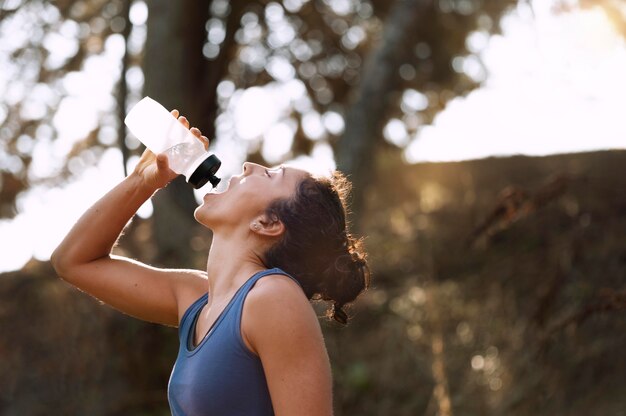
[124,96,221,189]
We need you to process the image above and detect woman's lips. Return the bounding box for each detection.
[203,175,238,200]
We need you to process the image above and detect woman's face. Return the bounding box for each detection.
[194,162,309,230]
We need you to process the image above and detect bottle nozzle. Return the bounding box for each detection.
[208,175,221,188]
[188,154,222,189]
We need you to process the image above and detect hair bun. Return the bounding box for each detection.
[324,240,370,324]
[332,302,348,325]
[261,172,370,325]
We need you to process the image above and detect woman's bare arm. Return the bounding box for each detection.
[242,275,334,416]
[51,112,208,326]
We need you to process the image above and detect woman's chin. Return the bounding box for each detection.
[193,206,211,226]
[202,192,216,202]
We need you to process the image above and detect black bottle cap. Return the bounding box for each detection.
[188,154,221,189]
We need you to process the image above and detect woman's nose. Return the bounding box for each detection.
[242,162,264,176]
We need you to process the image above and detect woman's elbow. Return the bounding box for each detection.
[50,248,69,279]
[50,246,79,281]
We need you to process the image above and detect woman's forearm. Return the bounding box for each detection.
[51,172,157,274]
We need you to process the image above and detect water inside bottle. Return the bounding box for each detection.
[164,141,206,176]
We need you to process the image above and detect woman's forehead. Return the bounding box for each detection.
[272,164,311,181]
[284,166,310,177]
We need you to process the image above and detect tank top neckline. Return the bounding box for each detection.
[185,268,286,354]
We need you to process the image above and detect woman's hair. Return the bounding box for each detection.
[263,171,370,325]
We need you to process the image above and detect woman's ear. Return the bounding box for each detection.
[250,214,285,238]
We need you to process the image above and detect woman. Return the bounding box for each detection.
[51,110,370,416]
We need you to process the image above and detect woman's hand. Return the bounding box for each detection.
[51,110,211,328]
[132,110,211,190]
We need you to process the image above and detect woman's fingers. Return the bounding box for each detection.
[191,127,210,150]
[172,112,209,150]
[177,116,190,129]
[200,135,209,150]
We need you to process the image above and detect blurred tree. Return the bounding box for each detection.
[3,2,625,415]
[142,0,249,266]
[338,0,431,222]
[142,0,211,267]
[0,0,524,253]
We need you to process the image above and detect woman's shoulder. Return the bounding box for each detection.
[249,272,308,306]
[243,272,320,345]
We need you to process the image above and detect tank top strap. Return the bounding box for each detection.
[179,268,303,352]
[242,267,303,293]
[231,267,303,309]
[223,268,303,352]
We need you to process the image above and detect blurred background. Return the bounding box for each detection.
[1,0,625,414]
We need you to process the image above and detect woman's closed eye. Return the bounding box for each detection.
[265,167,283,178]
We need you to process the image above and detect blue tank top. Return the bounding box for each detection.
[167,268,303,416]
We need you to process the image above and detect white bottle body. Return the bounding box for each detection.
[124,97,207,179]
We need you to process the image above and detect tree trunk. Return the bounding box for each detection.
[142,0,248,267]
[143,0,211,267]
[337,0,431,229]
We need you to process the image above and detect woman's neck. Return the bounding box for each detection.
[204,231,267,303]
